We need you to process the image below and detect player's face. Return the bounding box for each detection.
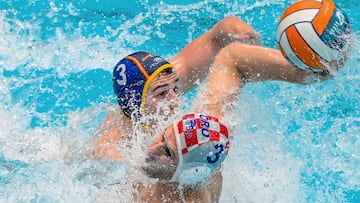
[145,71,180,119]
[142,124,179,180]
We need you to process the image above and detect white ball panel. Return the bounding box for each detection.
[276,9,319,41]
[295,22,340,61]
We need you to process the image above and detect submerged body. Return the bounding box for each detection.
[133,172,223,202]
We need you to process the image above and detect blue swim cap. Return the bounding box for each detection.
[113,51,174,120]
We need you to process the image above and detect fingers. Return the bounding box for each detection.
[318,69,331,77]
[304,68,334,84]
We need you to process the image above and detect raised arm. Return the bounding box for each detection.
[192,43,332,120]
[169,16,261,94]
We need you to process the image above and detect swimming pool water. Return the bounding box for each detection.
[0,0,359,202]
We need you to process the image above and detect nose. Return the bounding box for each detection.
[166,90,179,110]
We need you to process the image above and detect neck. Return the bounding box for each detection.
[136,181,211,203]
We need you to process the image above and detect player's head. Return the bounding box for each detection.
[113,51,179,121]
[142,113,230,185]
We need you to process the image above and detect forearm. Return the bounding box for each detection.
[230,44,333,85]
[222,43,308,84]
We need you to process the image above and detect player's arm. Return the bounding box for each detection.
[192,43,332,119]
[214,43,332,84]
[169,16,261,94]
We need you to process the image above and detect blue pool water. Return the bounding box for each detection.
[0,0,359,202]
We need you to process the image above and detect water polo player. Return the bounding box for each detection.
[93,17,261,161]
[89,15,334,202]
[135,113,230,202]
[142,113,230,184]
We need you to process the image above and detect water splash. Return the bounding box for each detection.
[0,0,359,202]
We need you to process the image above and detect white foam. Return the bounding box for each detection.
[0,13,129,75]
[221,134,303,202]
[0,1,359,202]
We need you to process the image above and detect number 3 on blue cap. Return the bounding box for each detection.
[207,144,224,164]
[116,63,127,86]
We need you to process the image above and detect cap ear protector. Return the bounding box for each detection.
[169,113,230,185]
[113,51,174,121]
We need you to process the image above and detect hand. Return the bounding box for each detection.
[304,68,334,84]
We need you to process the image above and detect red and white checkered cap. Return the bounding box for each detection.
[169,113,230,184]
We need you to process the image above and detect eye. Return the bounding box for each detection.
[158,90,167,97]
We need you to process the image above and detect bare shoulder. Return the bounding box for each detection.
[91,106,131,161]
